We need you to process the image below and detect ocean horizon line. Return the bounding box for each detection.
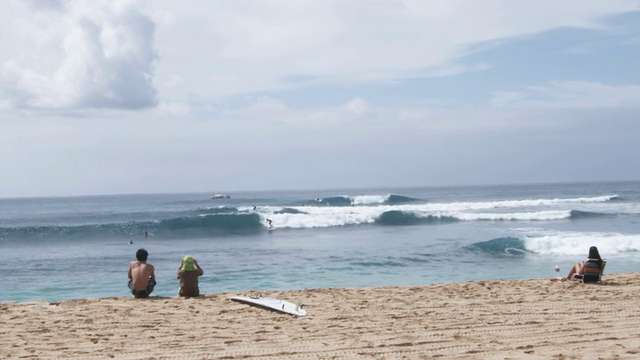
[2,178,639,200]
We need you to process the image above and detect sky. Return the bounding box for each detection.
[1,0,639,198]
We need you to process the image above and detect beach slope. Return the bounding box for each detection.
[2,273,639,359]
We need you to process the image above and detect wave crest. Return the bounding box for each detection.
[310,194,420,207]
[0,213,264,241]
[376,211,458,226]
[465,237,528,256]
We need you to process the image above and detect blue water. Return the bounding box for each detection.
[1,181,639,303]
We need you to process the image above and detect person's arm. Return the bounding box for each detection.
[177,259,183,279]
[195,259,204,276]
[149,264,155,279]
[128,263,133,280]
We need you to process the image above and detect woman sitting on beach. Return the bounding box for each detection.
[566,246,603,280]
[177,255,204,297]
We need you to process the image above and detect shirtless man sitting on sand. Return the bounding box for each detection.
[128,248,156,298]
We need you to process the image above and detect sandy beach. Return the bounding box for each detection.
[1,273,639,360]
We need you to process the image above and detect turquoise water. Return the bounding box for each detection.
[1,181,639,303]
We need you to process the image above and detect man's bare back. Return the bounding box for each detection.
[128,261,155,291]
[127,249,156,298]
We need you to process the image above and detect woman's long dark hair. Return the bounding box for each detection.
[588,246,602,268]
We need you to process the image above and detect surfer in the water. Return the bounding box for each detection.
[266,219,273,228]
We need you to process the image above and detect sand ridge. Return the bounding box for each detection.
[1,273,640,359]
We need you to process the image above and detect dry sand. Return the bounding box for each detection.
[1,273,639,359]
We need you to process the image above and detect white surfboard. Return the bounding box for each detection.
[230,295,307,317]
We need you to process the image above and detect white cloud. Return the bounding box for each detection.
[0,0,157,111]
[151,0,639,98]
[2,1,640,197]
[153,101,190,117]
[342,98,372,117]
[2,1,639,111]
[163,74,185,88]
[491,81,640,108]
[207,96,531,135]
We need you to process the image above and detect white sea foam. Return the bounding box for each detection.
[453,210,571,221]
[383,195,616,214]
[259,207,576,229]
[350,195,390,205]
[0,192,618,233]
[425,195,616,211]
[262,206,377,229]
[255,194,618,229]
[521,229,640,255]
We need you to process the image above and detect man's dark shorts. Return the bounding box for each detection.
[128,278,157,298]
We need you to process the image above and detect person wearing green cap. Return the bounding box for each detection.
[176,255,204,297]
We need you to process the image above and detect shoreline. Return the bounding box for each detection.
[2,273,640,359]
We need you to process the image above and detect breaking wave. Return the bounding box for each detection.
[467,231,640,257]
[465,237,528,256]
[309,194,420,207]
[0,193,628,240]
[375,211,458,226]
[0,213,264,241]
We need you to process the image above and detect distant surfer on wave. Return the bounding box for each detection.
[266,219,273,228]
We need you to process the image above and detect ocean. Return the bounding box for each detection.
[1,181,639,303]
